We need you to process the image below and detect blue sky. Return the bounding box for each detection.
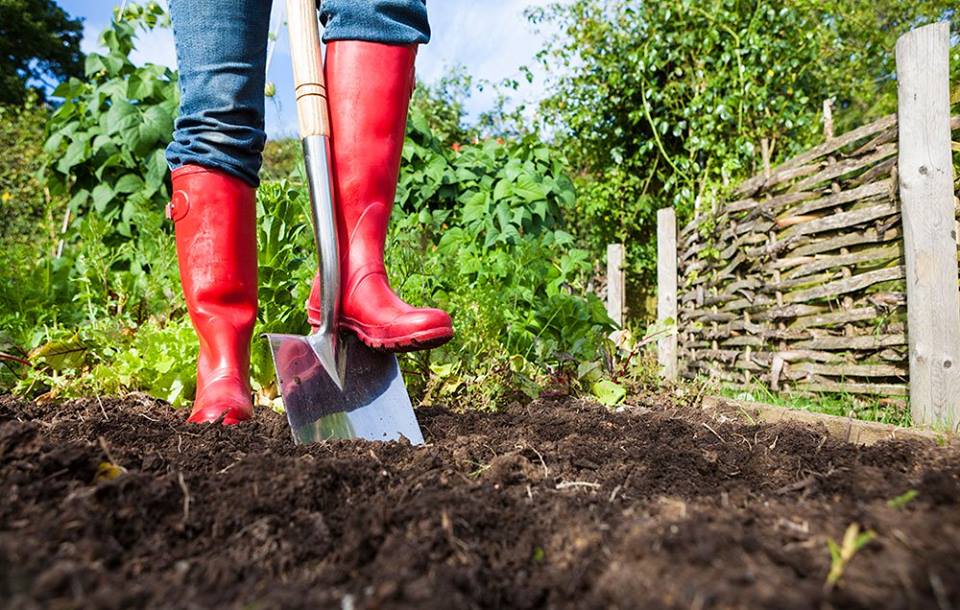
[58,0,559,137]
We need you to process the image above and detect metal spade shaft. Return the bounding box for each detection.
[301,134,342,389]
[286,0,341,388]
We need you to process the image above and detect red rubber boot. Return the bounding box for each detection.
[306,41,453,352]
[168,165,258,424]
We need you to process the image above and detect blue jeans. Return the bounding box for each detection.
[165,0,430,187]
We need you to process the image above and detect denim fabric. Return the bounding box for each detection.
[321,0,429,44]
[165,0,272,186]
[166,0,431,187]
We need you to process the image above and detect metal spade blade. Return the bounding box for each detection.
[265,332,424,445]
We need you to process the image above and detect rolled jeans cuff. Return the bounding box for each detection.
[320,0,430,44]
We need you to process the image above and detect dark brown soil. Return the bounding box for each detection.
[1,394,959,610]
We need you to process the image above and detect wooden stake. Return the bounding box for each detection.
[606,244,625,327]
[896,23,960,431]
[657,208,678,381]
[760,138,772,179]
[823,98,834,141]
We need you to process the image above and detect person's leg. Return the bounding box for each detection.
[166,0,272,424]
[306,0,452,351]
[166,0,273,185]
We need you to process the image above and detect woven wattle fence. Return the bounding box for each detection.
[675,112,960,398]
[654,23,960,430]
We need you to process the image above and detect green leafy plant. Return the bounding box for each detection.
[43,1,176,246]
[250,180,316,393]
[387,105,615,406]
[88,318,198,407]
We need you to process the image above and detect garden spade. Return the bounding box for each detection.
[263,0,424,446]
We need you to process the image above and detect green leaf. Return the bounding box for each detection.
[493,178,513,201]
[827,538,841,563]
[67,189,89,212]
[29,334,88,371]
[114,174,144,194]
[43,132,65,154]
[130,105,172,155]
[95,153,125,181]
[886,490,918,510]
[495,201,512,233]
[91,133,114,151]
[84,53,124,77]
[103,99,139,136]
[144,149,168,192]
[514,173,547,202]
[84,53,107,77]
[57,139,88,174]
[591,379,626,406]
[128,73,159,100]
[577,360,602,381]
[91,183,115,213]
[52,77,85,99]
[462,191,488,225]
[423,154,448,184]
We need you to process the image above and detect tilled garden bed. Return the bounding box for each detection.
[1,394,959,609]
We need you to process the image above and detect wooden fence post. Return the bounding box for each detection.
[822,98,834,141]
[606,244,625,326]
[896,22,960,431]
[657,208,678,381]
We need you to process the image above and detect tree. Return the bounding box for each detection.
[529,0,957,288]
[0,0,84,105]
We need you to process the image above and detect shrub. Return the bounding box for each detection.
[42,2,176,252]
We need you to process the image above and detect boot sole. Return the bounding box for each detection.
[341,323,454,353]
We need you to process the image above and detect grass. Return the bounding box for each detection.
[716,381,912,428]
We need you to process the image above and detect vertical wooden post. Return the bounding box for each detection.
[896,22,960,431]
[606,244,625,327]
[657,208,678,381]
[822,98,834,141]
[760,138,772,179]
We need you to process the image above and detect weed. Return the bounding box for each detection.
[886,490,918,510]
[825,523,876,589]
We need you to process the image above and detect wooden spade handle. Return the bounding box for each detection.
[286,0,330,137]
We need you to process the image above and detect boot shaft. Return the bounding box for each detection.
[325,41,417,285]
[170,165,259,382]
